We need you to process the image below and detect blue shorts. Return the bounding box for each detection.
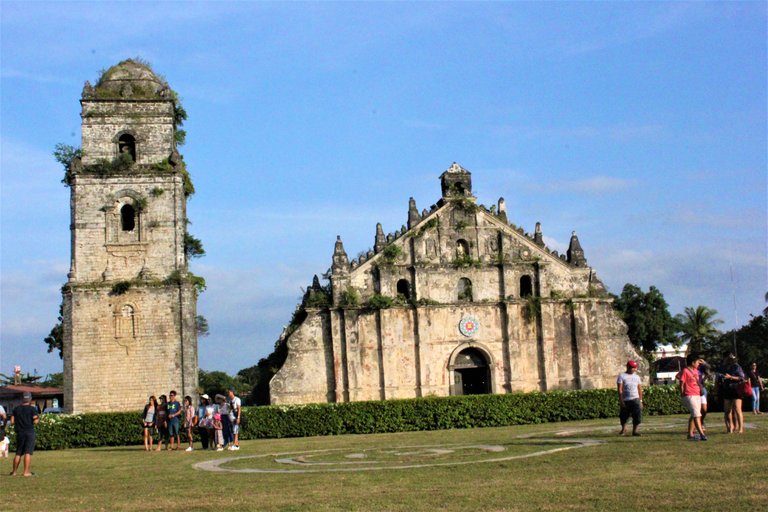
[167,418,180,436]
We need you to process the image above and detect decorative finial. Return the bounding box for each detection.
[534,222,544,246]
[497,197,508,223]
[374,223,386,253]
[408,197,419,228]
[331,236,349,274]
[567,231,587,267]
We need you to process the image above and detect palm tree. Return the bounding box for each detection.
[676,306,723,355]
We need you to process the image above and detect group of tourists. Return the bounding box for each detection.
[141,389,241,452]
[617,352,764,441]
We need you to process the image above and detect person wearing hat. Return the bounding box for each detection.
[9,391,39,476]
[617,360,643,436]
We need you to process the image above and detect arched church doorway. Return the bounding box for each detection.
[451,347,491,395]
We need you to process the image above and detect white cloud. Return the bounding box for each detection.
[527,176,636,195]
[669,208,765,230]
[0,68,72,86]
[542,235,567,255]
[493,124,663,142]
[561,3,695,56]
[592,242,767,330]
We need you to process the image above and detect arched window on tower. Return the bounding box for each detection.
[396,279,410,300]
[520,275,533,298]
[116,304,136,338]
[458,277,473,302]
[120,204,136,231]
[118,134,136,162]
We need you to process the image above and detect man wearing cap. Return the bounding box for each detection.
[10,391,39,476]
[617,360,643,437]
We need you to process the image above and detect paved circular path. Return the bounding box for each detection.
[194,438,602,474]
[194,417,753,474]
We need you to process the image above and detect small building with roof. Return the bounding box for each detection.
[0,385,64,414]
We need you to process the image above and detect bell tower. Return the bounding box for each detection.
[62,59,199,413]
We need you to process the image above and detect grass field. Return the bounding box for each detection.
[2,414,766,511]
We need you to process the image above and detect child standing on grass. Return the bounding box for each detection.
[183,396,196,452]
[213,413,224,451]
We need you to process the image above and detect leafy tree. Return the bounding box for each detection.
[41,372,64,388]
[43,303,65,359]
[53,143,82,186]
[197,369,250,399]
[239,338,289,406]
[611,284,679,356]
[184,233,205,259]
[700,314,768,371]
[675,306,723,355]
[0,372,42,385]
[196,315,209,337]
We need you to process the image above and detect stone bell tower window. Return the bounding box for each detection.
[118,133,136,162]
[120,204,136,231]
[115,304,136,338]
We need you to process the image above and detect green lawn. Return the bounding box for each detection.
[3,414,766,511]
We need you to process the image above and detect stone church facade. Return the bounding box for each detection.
[62,60,198,413]
[271,164,645,404]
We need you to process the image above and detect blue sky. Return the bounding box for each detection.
[1,1,765,379]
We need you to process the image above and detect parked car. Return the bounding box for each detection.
[42,407,64,414]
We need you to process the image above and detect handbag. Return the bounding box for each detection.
[739,380,753,400]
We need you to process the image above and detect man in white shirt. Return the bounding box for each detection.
[617,360,643,437]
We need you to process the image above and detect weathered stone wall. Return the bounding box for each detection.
[271,299,641,405]
[271,165,646,405]
[63,62,198,414]
[81,100,174,165]
[63,284,198,413]
[69,174,186,283]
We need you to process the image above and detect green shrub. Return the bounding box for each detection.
[453,253,481,268]
[109,281,132,296]
[341,287,360,307]
[16,385,731,450]
[366,294,394,310]
[382,244,402,263]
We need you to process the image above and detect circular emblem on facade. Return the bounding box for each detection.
[458,316,480,337]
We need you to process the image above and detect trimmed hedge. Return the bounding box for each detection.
[240,385,688,439]
[8,386,766,450]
